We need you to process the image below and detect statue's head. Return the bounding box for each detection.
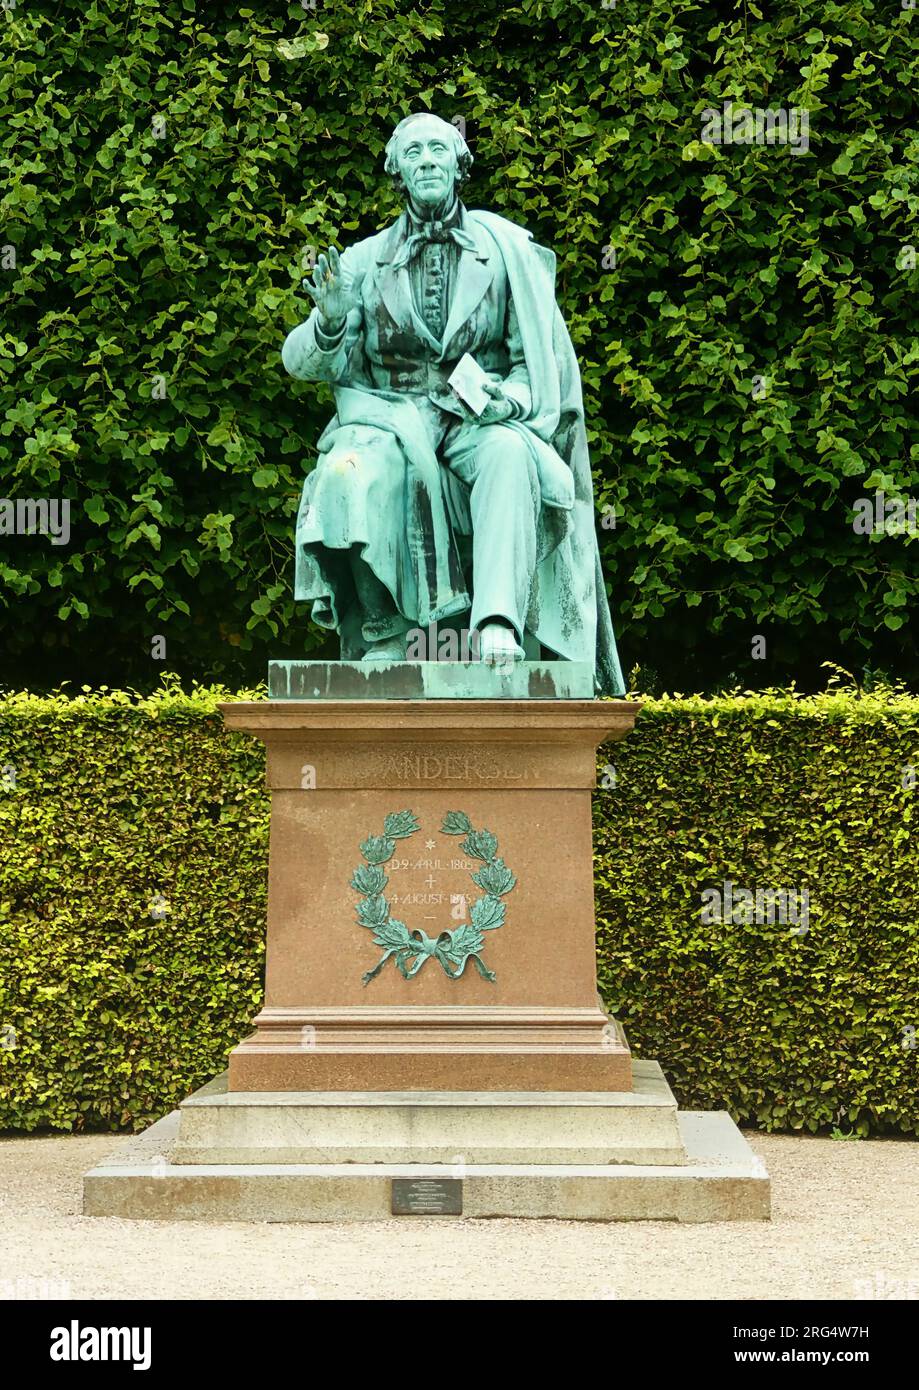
[384,113,472,209]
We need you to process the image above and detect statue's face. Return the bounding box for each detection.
[393,117,458,208]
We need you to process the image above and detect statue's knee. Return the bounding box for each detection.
[474,431,533,496]
[320,430,404,485]
[324,441,370,476]
[323,449,362,477]
[477,427,529,473]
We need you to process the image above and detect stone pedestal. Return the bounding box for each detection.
[83,667,771,1223]
[220,693,638,1094]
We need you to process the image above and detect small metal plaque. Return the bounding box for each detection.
[392,1178,463,1216]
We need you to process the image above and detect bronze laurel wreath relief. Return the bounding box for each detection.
[351,810,517,985]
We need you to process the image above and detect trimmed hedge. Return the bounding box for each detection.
[595,686,919,1137]
[0,684,269,1131]
[1,1,917,693]
[0,684,917,1135]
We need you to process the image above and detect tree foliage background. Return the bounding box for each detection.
[1,0,916,692]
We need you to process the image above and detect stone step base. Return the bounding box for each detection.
[174,1060,684,1166]
[83,1111,769,1224]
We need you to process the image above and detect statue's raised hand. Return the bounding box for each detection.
[304,247,357,335]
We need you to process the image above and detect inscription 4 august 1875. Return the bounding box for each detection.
[350,810,517,985]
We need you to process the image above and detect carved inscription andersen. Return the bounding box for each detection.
[384,753,525,782]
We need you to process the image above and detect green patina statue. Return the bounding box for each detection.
[281,112,624,694]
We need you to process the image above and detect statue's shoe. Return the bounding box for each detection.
[479,622,525,666]
[362,637,405,663]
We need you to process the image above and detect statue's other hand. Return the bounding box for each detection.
[303,246,357,333]
[479,379,516,425]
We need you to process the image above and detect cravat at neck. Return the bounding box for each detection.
[407,195,459,227]
[393,203,477,269]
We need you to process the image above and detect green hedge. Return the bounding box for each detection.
[1,1,917,693]
[1,684,917,1135]
[595,686,919,1137]
[0,685,269,1131]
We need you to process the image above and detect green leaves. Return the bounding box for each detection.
[472,859,517,897]
[470,895,506,931]
[83,497,110,525]
[0,684,269,1132]
[350,862,387,895]
[276,34,329,60]
[595,687,919,1138]
[356,894,388,928]
[359,835,395,865]
[383,810,420,840]
[0,0,916,696]
[0,687,916,1132]
[461,829,498,863]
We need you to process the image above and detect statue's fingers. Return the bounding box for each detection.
[316,253,329,281]
[329,246,341,274]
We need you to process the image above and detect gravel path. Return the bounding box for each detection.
[1,1130,917,1300]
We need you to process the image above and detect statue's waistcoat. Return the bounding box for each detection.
[358,212,512,409]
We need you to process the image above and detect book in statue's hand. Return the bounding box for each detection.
[448,353,493,417]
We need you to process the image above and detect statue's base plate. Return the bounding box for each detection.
[267,659,593,700]
[82,1061,770,1223]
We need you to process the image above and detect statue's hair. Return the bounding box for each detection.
[384,113,472,189]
